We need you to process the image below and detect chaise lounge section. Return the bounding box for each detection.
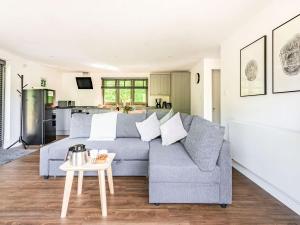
[149,138,231,205]
[40,112,232,206]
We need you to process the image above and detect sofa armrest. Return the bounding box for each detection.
[40,145,50,176]
[217,140,232,204]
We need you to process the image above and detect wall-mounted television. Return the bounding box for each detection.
[76,77,93,89]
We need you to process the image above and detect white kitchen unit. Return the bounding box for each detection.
[56,108,72,135]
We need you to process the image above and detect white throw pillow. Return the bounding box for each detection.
[136,113,161,141]
[88,112,118,141]
[160,112,188,146]
[160,108,174,125]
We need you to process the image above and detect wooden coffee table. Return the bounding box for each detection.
[59,153,115,217]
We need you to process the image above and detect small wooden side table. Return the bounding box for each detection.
[59,153,115,217]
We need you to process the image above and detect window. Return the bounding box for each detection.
[102,78,148,105]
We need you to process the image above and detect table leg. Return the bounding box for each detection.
[77,170,84,195]
[106,166,114,194]
[61,170,74,218]
[98,170,107,217]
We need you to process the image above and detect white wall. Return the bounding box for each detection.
[60,72,160,106]
[221,0,300,215]
[190,60,204,116]
[190,58,220,118]
[0,48,63,148]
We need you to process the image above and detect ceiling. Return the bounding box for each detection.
[0,0,271,72]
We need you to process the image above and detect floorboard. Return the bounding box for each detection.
[0,150,299,225]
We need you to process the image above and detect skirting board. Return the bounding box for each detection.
[233,160,300,215]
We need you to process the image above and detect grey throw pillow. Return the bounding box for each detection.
[184,116,225,171]
[116,113,146,138]
[69,113,93,138]
[180,113,194,144]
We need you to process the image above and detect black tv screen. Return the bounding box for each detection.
[76,77,93,89]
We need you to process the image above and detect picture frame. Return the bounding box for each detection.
[272,14,300,94]
[240,35,267,97]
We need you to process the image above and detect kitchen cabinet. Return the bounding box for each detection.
[171,72,191,114]
[56,108,72,135]
[150,73,170,96]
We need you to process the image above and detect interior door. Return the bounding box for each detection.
[212,69,221,124]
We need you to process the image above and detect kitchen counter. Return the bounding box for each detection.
[55,106,172,135]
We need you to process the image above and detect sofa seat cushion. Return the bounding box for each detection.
[47,137,150,160]
[149,139,220,184]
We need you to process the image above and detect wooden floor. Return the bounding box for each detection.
[0,151,299,225]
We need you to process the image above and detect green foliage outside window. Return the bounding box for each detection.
[134,89,146,103]
[104,89,116,103]
[119,89,131,103]
[102,78,148,105]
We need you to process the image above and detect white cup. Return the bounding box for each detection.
[99,149,108,155]
[90,149,99,159]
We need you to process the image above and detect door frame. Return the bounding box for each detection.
[212,69,221,124]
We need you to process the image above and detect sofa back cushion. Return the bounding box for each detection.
[180,113,194,144]
[146,110,168,120]
[69,113,93,138]
[116,113,146,138]
[184,116,225,171]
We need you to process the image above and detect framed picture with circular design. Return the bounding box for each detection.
[272,14,300,94]
[240,35,267,97]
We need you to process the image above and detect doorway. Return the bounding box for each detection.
[212,69,221,124]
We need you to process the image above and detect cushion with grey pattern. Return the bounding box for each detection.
[180,113,194,144]
[184,116,224,171]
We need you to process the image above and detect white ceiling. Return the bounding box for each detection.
[0,0,271,72]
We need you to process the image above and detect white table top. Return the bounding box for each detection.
[59,153,116,171]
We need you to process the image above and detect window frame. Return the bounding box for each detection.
[102,78,148,106]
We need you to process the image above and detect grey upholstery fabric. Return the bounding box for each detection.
[146,110,168,120]
[44,159,148,177]
[180,113,194,131]
[149,139,220,183]
[149,182,220,203]
[116,113,146,138]
[179,113,194,144]
[69,113,92,138]
[40,111,232,205]
[44,137,150,160]
[184,116,225,171]
[217,140,232,204]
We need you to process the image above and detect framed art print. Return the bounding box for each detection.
[272,14,300,93]
[240,35,266,97]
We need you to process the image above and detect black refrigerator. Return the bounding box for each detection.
[23,89,56,145]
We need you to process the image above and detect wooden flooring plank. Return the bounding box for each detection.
[0,150,299,225]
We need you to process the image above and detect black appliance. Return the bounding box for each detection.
[166,102,172,109]
[58,100,75,108]
[76,77,93,89]
[155,98,162,108]
[162,101,167,109]
[23,89,56,145]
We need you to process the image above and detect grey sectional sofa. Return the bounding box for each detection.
[40,112,232,206]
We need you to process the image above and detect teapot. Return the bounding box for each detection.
[65,144,88,166]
